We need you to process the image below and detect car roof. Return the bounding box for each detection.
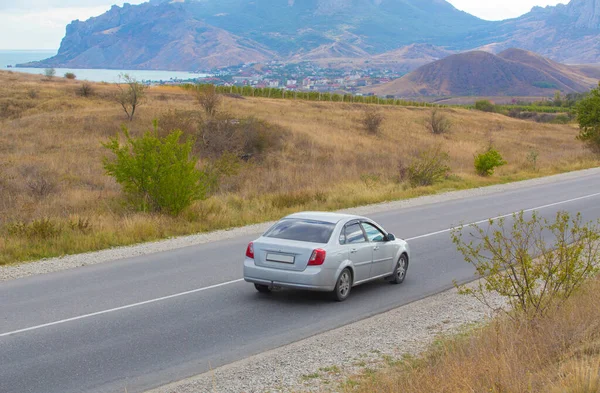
[284,211,366,224]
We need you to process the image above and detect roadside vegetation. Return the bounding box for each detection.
[338,211,600,393]
[0,71,597,265]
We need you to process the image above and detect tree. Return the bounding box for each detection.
[102,123,210,216]
[576,83,600,154]
[452,211,600,319]
[553,90,563,107]
[183,84,222,117]
[115,74,147,121]
[64,72,76,80]
[44,68,56,80]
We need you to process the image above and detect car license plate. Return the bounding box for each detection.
[266,253,295,264]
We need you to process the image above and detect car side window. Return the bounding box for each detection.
[345,223,367,244]
[362,222,386,242]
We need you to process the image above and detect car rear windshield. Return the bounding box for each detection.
[264,219,336,244]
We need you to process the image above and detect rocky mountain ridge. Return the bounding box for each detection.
[19,0,600,71]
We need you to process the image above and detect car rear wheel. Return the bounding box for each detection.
[390,254,408,285]
[254,283,271,293]
[332,268,352,302]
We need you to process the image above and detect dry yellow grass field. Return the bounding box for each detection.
[341,277,600,393]
[0,70,596,264]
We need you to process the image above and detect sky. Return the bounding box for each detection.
[0,0,570,50]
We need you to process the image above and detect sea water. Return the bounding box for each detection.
[0,50,209,83]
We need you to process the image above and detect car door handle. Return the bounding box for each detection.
[373,246,380,251]
[350,248,358,254]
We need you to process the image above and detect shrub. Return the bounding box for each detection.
[44,68,56,80]
[115,74,147,121]
[361,109,384,134]
[27,89,38,99]
[64,72,76,80]
[158,109,202,138]
[7,218,61,240]
[401,146,451,187]
[199,115,287,160]
[452,211,600,319]
[68,216,92,234]
[271,190,327,209]
[474,100,495,112]
[78,83,94,97]
[102,123,210,216]
[526,149,539,171]
[427,109,451,134]
[474,147,506,176]
[27,177,56,198]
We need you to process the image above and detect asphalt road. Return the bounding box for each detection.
[2,172,600,393]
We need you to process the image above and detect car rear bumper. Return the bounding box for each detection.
[243,258,337,292]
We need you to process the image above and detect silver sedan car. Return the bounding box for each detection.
[243,212,411,301]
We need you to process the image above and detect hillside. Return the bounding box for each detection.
[18,0,600,72]
[0,70,594,263]
[368,49,599,97]
[288,44,455,73]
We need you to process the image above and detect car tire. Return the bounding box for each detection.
[254,283,271,293]
[332,268,352,302]
[390,254,408,285]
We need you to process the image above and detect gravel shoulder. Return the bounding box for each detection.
[148,283,504,393]
[2,167,599,282]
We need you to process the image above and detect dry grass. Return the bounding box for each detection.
[341,277,600,393]
[0,70,597,264]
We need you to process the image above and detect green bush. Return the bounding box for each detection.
[64,72,76,80]
[474,100,496,112]
[452,211,600,319]
[103,123,210,216]
[401,147,451,187]
[474,148,506,176]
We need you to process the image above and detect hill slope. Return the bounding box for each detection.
[369,49,598,97]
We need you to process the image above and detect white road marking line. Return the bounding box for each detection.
[0,279,244,338]
[3,191,600,338]
[405,191,600,241]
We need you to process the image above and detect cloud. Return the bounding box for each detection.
[447,0,568,20]
[0,6,112,49]
[0,0,145,11]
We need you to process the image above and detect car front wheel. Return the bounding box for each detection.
[390,254,408,285]
[332,268,352,302]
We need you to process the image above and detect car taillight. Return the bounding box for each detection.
[308,249,326,266]
[246,242,254,259]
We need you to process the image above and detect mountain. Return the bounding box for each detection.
[18,0,600,72]
[368,49,599,97]
[19,0,486,71]
[479,0,600,63]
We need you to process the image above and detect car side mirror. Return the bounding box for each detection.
[386,233,396,241]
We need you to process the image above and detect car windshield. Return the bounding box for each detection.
[264,219,336,244]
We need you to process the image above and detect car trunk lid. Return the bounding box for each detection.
[252,238,325,272]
